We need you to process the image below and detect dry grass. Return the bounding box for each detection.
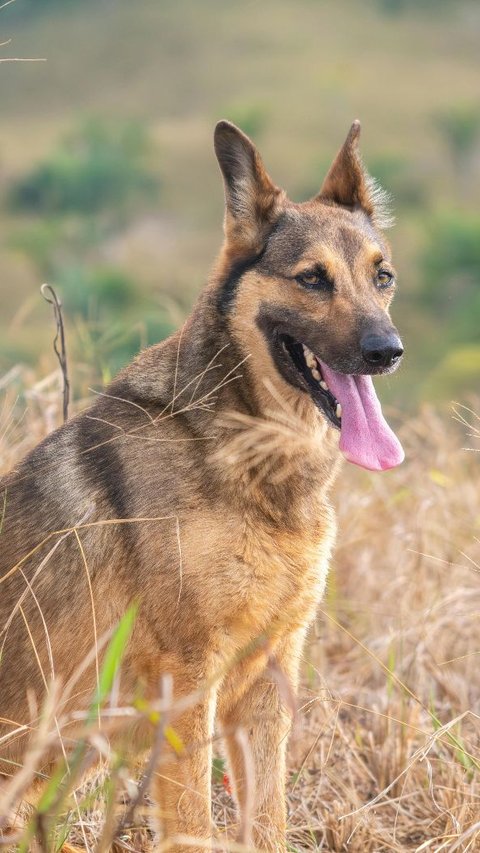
[1,368,479,851]
[287,405,480,851]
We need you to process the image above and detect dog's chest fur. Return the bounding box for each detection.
[176,458,337,663]
[228,509,335,649]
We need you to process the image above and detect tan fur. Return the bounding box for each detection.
[0,121,402,851]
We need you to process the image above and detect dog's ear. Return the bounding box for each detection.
[316,121,393,229]
[214,120,285,252]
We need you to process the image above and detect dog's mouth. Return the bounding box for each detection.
[282,335,342,429]
[279,333,404,472]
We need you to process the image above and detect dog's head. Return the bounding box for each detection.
[213,120,404,472]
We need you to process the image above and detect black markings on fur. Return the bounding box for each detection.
[77,415,134,550]
[216,217,290,315]
[217,251,265,315]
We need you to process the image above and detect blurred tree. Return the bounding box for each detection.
[222,102,268,140]
[3,0,92,21]
[433,104,480,187]
[367,153,425,208]
[56,265,136,320]
[9,218,100,279]
[420,212,480,345]
[377,0,463,14]
[9,118,159,218]
[422,345,480,401]
[5,118,168,377]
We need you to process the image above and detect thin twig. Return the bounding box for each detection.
[41,283,70,423]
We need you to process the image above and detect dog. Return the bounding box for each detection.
[0,120,404,851]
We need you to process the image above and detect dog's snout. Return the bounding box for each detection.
[361,332,404,369]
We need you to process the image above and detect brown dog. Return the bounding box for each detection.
[0,120,404,851]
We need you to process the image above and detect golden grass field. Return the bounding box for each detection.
[1,365,479,852]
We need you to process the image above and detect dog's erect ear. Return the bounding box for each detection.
[316,121,393,229]
[214,120,285,252]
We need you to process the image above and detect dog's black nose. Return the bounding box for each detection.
[361,332,404,369]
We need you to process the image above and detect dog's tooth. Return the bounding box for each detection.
[336,403,342,419]
[306,353,316,368]
[320,380,328,391]
[311,367,321,381]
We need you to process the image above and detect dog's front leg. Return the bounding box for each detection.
[219,629,305,852]
[153,684,216,853]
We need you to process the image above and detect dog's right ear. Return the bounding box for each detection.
[214,121,285,254]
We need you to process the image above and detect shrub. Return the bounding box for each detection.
[434,103,480,172]
[406,211,480,399]
[9,118,159,217]
[421,213,480,302]
[56,265,136,320]
[422,345,480,400]
[222,102,267,140]
[72,306,175,382]
[367,153,425,208]
[377,0,457,14]
[9,218,102,279]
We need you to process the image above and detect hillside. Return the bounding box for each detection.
[0,0,479,407]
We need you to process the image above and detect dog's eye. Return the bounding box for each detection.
[377,270,395,289]
[296,269,333,291]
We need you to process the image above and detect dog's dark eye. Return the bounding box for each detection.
[377,270,395,289]
[296,269,333,291]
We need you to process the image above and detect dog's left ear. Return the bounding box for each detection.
[214,120,285,253]
[316,121,392,228]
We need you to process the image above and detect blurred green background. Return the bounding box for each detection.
[0,0,479,406]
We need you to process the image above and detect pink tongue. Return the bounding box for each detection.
[319,361,404,472]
